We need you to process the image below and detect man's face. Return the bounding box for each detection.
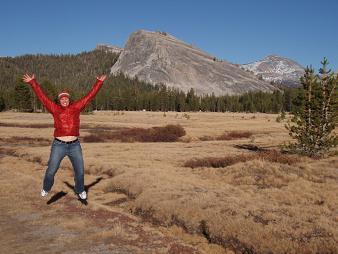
[59,96,70,107]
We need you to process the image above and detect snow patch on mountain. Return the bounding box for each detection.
[241,55,305,86]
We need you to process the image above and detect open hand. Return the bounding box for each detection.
[96,75,107,82]
[22,73,35,83]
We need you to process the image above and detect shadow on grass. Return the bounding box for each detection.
[63,177,103,205]
[47,191,68,205]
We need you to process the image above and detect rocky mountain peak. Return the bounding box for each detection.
[241,55,304,86]
[96,44,123,54]
[110,30,277,96]
[264,55,285,61]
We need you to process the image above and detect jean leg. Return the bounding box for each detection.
[43,142,66,192]
[67,141,85,194]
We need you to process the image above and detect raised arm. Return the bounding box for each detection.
[22,74,57,113]
[73,75,107,111]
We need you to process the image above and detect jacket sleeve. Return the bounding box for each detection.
[28,79,57,113]
[73,79,104,111]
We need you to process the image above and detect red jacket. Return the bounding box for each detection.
[28,79,104,137]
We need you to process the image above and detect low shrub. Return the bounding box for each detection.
[199,131,253,141]
[184,150,297,168]
[0,136,51,146]
[184,154,254,168]
[83,124,186,143]
[0,122,53,128]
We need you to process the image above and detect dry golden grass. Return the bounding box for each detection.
[0,111,337,254]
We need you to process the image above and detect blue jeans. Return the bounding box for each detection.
[43,139,85,194]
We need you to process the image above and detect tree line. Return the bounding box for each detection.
[0,50,299,113]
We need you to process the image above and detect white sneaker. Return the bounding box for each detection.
[79,191,87,200]
[41,189,48,197]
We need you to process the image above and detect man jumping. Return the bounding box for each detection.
[22,73,107,200]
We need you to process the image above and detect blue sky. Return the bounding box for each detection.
[1,0,337,70]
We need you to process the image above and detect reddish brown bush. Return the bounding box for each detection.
[0,147,17,157]
[199,135,214,141]
[184,154,255,168]
[199,131,253,141]
[82,135,105,143]
[217,131,253,140]
[184,150,297,168]
[83,124,186,143]
[259,150,298,165]
[0,147,43,164]
[0,122,121,132]
[0,136,51,146]
[0,122,53,128]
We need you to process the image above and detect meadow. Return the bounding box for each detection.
[0,111,337,254]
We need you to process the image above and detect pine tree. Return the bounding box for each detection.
[285,58,337,157]
[14,80,33,111]
[36,80,58,112]
[0,95,5,111]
